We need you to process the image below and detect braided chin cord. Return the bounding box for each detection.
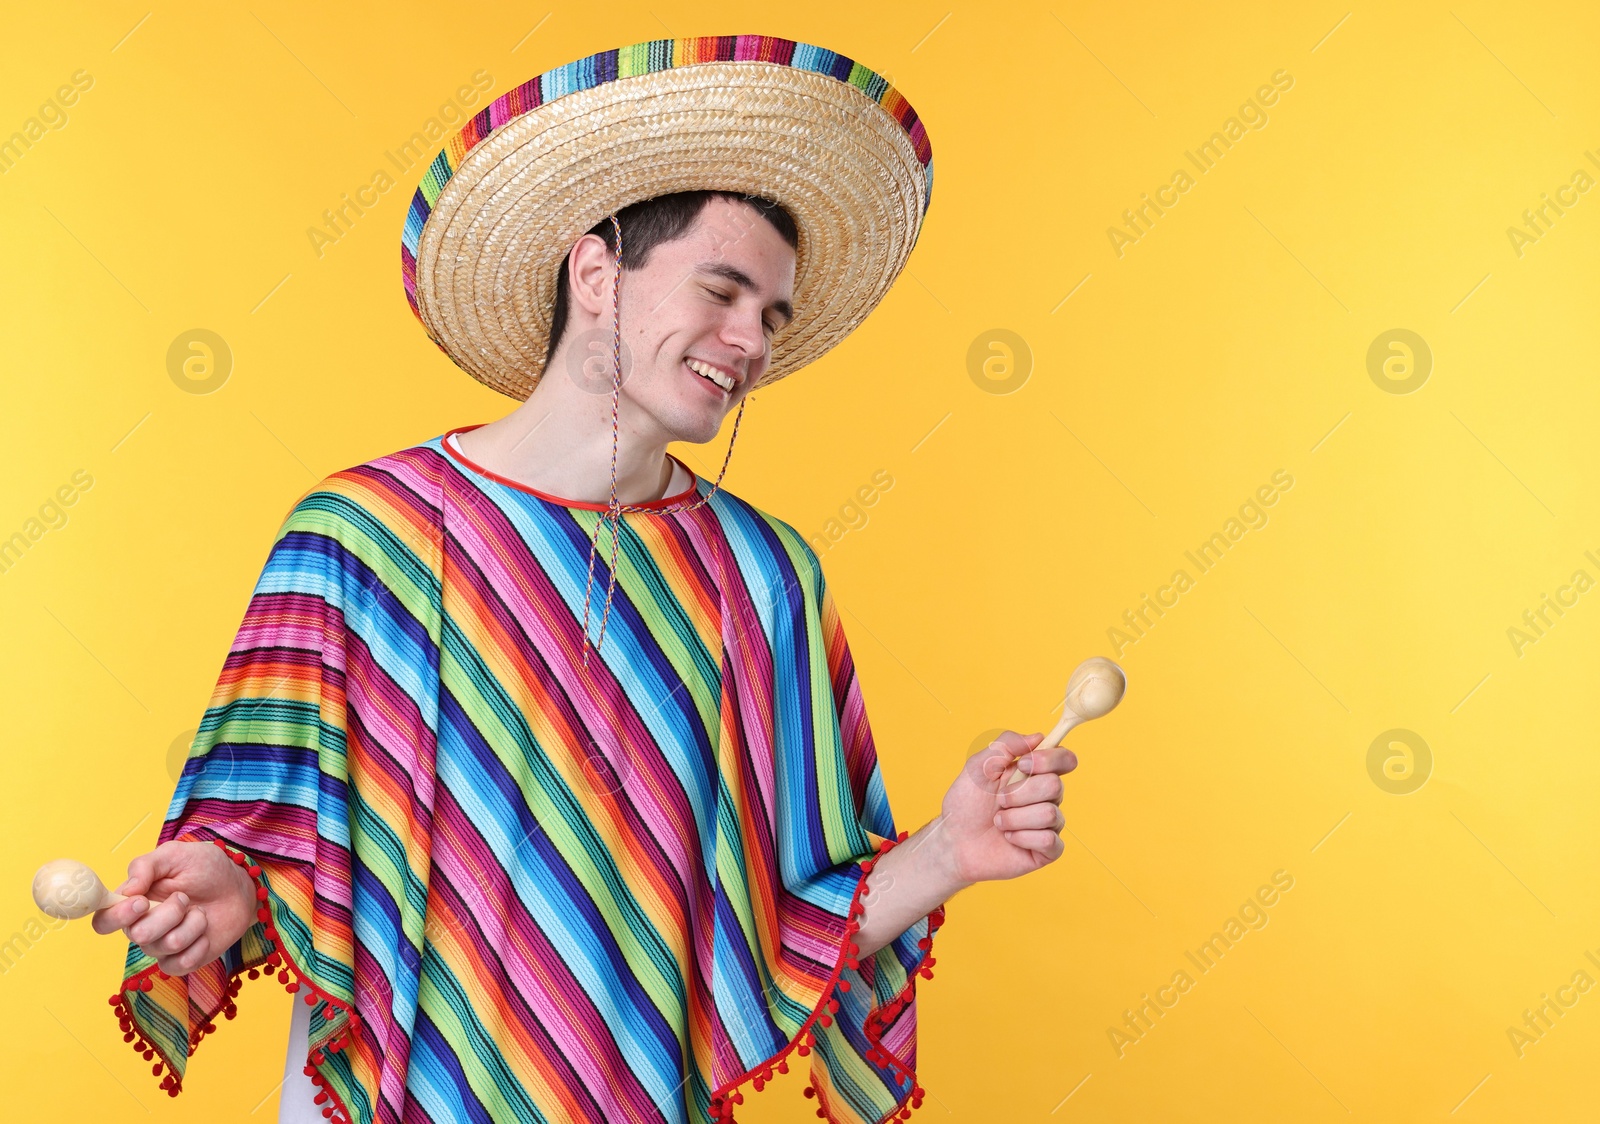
[580,213,752,669]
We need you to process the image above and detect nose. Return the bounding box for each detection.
[720,305,768,368]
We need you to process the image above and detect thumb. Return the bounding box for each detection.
[1000,731,1046,760]
[1012,731,1047,771]
[972,731,1041,782]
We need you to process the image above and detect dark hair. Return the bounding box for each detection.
[546,190,798,360]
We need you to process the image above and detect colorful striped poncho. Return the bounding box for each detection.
[111,426,944,1124]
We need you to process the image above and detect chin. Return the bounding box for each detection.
[679,419,726,446]
[670,399,736,443]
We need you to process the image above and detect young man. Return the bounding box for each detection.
[94,36,1078,1124]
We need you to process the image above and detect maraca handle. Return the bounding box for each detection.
[1038,710,1083,755]
[998,714,1084,790]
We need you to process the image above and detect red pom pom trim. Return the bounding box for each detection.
[108,837,362,1124]
[705,830,946,1123]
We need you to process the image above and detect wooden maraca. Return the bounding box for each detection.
[32,858,126,920]
[998,656,1127,789]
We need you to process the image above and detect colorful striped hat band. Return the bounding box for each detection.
[402,35,934,401]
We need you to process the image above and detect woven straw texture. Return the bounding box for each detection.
[402,35,933,400]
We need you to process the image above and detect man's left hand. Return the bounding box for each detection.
[938,730,1078,886]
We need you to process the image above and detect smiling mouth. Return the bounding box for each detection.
[685,358,736,394]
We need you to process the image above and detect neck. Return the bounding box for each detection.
[460,370,679,505]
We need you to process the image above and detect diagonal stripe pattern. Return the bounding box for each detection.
[112,429,943,1124]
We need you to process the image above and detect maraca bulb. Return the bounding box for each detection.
[1062,657,1126,720]
[1068,674,1124,719]
[32,859,116,920]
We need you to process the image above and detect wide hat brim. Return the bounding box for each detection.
[401,35,933,400]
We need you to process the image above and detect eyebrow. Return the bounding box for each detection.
[694,261,795,326]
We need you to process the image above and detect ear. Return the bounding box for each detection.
[566,231,617,318]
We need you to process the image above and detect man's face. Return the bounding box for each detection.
[606,197,797,445]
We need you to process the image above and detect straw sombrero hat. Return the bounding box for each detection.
[400,35,933,400]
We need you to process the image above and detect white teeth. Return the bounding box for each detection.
[687,359,734,391]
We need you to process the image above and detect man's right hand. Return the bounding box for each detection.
[91,840,261,978]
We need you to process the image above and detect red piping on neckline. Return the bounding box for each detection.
[707,829,946,1124]
[440,422,701,512]
[109,837,361,1122]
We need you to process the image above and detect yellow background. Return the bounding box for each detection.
[2,1,1597,1120]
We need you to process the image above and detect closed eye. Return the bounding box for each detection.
[702,284,781,336]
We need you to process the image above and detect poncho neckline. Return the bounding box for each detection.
[442,423,702,513]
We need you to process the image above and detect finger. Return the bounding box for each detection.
[995,804,1065,832]
[1002,829,1066,857]
[1015,746,1078,778]
[128,891,189,946]
[149,903,208,958]
[996,772,1065,808]
[116,840,187,897]
[159,930,215,977]
[91,895,151,936]
[116,851,158,898]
